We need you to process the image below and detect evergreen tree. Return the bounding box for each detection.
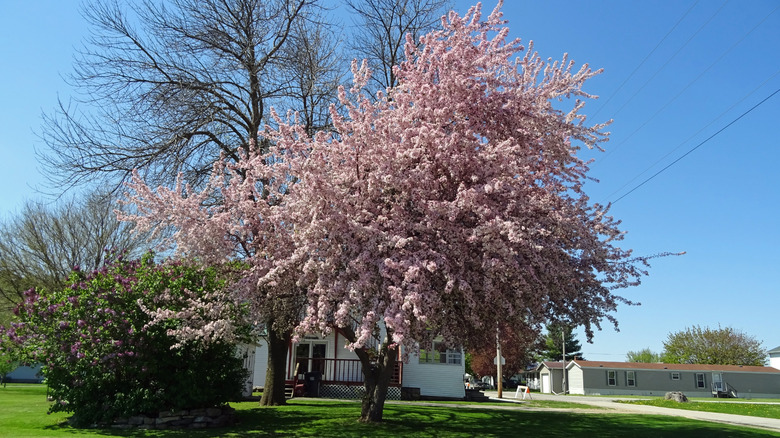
[537,323,583,362]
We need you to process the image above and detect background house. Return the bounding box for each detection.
[4,364,43,383]
[565,361,780,398]
[769,346,780,370]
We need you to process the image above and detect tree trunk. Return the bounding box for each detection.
[359,351,396,422]
[339,325,397,422]
[259,325,291,406]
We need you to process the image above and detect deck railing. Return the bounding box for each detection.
[290,357,402,386]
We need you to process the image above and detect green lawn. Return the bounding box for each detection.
[619,398,780,420]
[1,384,778,437]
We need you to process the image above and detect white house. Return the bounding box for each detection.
[251,329,465,400]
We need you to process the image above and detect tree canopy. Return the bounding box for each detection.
[122,1,665,423]
[265,1,657,421]
[661,325,766,366]
[626,348,661,363]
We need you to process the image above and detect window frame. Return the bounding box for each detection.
[607,370,617,386]
[419,341,462,365]
[695,373,706,389]
[626,370,636,387]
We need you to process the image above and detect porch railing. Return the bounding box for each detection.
[289,358,402,386]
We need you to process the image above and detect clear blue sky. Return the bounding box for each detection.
[1,1,778,361]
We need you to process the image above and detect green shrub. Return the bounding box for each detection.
[2,253,249,426]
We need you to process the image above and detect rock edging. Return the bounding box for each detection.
[109,406,236,430]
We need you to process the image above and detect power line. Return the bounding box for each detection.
[591,1,699,120]
[607,1,729,121]
[603,69,780,202]
[611,87,780,204]
[601,3,779,164]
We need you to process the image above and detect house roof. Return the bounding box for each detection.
[768,346,780,355]
[568,360,780,374]
[536,361,566,370]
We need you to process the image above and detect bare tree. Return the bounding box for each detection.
[345,0,451,92]
[0,191,152,310]
[39,0,315,192]
[278,13,346,135]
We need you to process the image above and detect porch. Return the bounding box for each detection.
[287,357,403,386]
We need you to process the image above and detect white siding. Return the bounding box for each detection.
[402,351,465,399]
[770,354,780,370]
[252,343,269,387]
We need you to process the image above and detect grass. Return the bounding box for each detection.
[619,398,780,420]
[0,384,777,437]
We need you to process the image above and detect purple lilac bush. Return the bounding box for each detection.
[1,253,250,427]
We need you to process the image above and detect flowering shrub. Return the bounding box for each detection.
[1,253,250,426]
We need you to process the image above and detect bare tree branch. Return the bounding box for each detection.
[345,0,451,92]
[38,0,317,192]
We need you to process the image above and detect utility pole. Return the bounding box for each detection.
[496,327,503,398]
[561,329,566,395]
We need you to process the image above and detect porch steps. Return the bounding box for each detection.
[464,388,491,402]
[285,383,295,399]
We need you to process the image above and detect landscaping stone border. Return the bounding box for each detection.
[109,406,236,430]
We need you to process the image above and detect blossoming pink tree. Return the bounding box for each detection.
[267,1,661,422]
[118,146,306,406]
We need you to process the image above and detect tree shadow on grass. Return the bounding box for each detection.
[41,402,780,438]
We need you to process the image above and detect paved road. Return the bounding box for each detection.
[482,391,780,433]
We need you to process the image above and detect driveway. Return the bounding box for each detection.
[482,391,780,433]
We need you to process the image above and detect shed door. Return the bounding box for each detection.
[541,374,551,393]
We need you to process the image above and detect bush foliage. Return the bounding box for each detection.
[1,253,249,426]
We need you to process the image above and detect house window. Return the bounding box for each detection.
[626,371,636,387]
[695,373,706,389]
[419,341,462,365]
[671,372,680,380]
[607,370,617,386]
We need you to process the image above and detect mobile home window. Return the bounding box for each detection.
[695,373,706,389]
[626,371,636,387]
[670,372,680,380]
[607,370,617,386]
